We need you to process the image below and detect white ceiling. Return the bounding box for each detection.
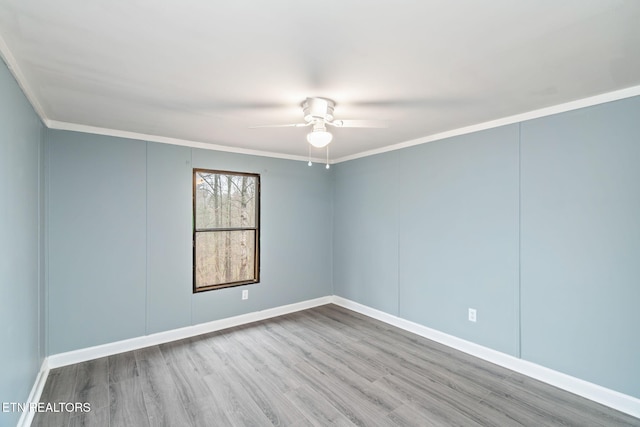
[1,0,639,162]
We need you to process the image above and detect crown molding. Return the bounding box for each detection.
[47,120,327,163]
[332,84,640,164]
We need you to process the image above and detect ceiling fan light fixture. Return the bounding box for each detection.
[307,129,333,148]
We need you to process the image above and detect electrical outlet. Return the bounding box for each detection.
[242,289,248,300]
[468,308,477,322]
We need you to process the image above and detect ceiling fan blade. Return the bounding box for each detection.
[348,97,475,109]
[198,101,293,111]
[329,119,388,128]
[249,122,311,129]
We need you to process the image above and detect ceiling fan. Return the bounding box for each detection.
[250,97,387,149]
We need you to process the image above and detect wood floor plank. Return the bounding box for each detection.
[199,330,235,367]
[31,410,70,427]
[305,348,403,414]
[133,344,163,362]
[108,351,138,384]
[224,354,307,426]
[386,403,450,427]
[75,357,108,390]
[292,360,394,427]
[303,307,383,345]
[74,358,109,413]
[75,384,108,419]
[373,373,487,427]
[284,314,390,383]
[284,384,356,427]
[184,396,235,427]
[260,317,395,412]
[109,377,150,427]
[225,326,305,394]
[476,391,570,427]
[314,305,395,339]
[286,416,319,427]
[349,335,494,402]
[258,319,316,362]
[265,313,405,417]
[135,353,192,427]
[183,335,227,376]
[201,367,273,426]
[68,405,109,427]
[159,340,211,407]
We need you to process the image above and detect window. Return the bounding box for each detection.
[193,169,260,292]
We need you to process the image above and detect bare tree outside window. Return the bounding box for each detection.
[193,169,260,292]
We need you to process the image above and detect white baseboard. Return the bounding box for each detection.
[17,358,49,427]
[47,296,331,369]
[330,295,640,419]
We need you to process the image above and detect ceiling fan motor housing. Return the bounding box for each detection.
[303,97,335,123]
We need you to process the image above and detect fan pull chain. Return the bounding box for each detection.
[325,145,330,169]
[308,143,312,166]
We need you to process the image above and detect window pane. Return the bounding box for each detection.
[195,230,256,288]
[195,172,256,229]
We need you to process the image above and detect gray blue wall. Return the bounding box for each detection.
[333,96,640,399]
[0,59,45,427]
[520,99,640,398]
[46,131,333,354]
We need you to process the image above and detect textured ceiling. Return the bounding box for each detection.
[1,0,639,162]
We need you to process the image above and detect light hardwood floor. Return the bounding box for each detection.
[33,304,640,426]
